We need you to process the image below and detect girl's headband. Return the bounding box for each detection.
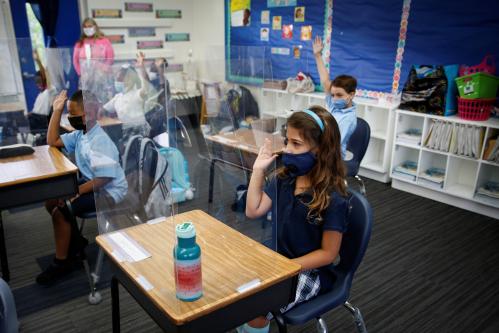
[302,109,324,132]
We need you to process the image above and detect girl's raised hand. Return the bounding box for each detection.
[312,36,323,55]
[253,138,277,171]
[136,52,146,66]
[52,90,67,113]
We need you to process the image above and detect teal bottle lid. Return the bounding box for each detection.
[175,221,196,239]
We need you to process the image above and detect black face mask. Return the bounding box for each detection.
[68,115,86,131]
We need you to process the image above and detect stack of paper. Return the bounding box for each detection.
[397,128,422,145]
[483,136,499,163]
[418,167,445,189]
[393,160,418,181]
[424,120,485,158]
[475,181,499,204]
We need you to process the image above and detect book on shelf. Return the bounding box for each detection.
[426,119,485,158]
[484,136,499,163]
[418,178,444,189]
[393,160,417,175]
[397,129,421,145]
[476,181,499,199]
[393,171,416,182]
[474,193,499,205]
[418,167,445,189]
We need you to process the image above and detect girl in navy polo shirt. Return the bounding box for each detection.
[243,106,349,333]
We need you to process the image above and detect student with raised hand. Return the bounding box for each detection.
[313,36,357,159]
[37,90,127,286]
[103,52,153,141]
[243,106,349,333]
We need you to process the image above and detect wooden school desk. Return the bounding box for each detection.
[96,210,301,333]
[204,128,285,202]
[0,145,78,281]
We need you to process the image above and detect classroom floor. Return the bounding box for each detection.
[2,128,499,332]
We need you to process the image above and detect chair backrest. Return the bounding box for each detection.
[0,278,18,333]
[346,118,371,175]
[333,190,373,279]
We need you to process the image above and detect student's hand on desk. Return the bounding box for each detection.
[52,90,67,113]
[312,36,323,55]
[253,138,277,171]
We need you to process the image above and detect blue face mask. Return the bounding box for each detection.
[282,151,317,177]
[332,98,348,110]
[114,81,125,93]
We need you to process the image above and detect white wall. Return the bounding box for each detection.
[191,0,225,82]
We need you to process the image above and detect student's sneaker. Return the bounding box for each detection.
[35,259,74,286]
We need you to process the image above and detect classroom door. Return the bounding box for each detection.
[9,0,81,111]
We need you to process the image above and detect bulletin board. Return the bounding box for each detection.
[226,0,499,99]
[225,0,328,86]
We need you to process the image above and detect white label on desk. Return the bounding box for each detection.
[111,250,125,263]
[236,278,261,293]
[147,216,166,225]
[136,275,154,291]
[238,144,249,150]
[107,232,151,262]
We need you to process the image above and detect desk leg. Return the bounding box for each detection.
[0,211,9,282]
[111,276,121,333]
[209,159,216,203]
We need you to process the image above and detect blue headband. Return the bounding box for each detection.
[302,109,324,132]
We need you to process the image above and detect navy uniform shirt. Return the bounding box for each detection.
[264,175,349,291]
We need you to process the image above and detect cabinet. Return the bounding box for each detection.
[390,109,499,219]
[259,88,397,183]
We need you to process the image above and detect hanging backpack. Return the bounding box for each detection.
[122,135,171,221]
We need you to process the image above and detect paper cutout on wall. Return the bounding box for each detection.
[107,35,125,44]
[129,27,155,37]
[272,16,282,30]
[231,0,251,27]
[293,45,301,59]
[92,9,122,18]
[261,28,269,41]
[125,2,153,12]
[271,47,290,55]
[137,40,163,49]
[165,33,190,42]
[156,9,182,18]
[294,7,305,22]
[261,10,270,24]
[300,26,312,40]
[282,24,293,39]
[268,0,297,7]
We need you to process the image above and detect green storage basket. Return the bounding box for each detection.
[455,72,499,99]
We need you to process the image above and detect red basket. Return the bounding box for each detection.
[457,97,496,120]
[459,54,496,76]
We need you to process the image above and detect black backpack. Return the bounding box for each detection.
[122,135,170,221]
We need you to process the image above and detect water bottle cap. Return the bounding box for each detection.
[176,221,196,239]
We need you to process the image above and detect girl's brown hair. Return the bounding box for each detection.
[277,105,347,219]
[77,18,105,46]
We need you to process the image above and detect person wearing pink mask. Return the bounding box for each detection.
[72,18,114,77]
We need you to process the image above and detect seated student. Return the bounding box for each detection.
[313,36,357,159]
[103,52,154,142]
[37,89,127,286]
[243,106,349,333]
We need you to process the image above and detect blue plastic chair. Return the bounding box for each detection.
[0,278,19,333]
[273,190,373,333]
[345,118,371,195]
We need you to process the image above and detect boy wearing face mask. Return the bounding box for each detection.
[313,36,357,159]
[39,89,127,286]
[73,18,114,77]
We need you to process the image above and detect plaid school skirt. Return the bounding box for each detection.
[267,269,321,320]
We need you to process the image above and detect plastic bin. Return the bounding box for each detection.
[455,72,499,99]
[457,97,495,121]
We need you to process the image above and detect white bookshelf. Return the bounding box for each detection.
[391,109,499,219]
[259,88,397,183]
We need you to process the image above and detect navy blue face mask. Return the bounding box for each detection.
[282,151,317,176]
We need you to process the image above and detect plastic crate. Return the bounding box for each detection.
[457,97,495,121]
[455,72,499,99]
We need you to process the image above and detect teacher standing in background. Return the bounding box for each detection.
[72,18,114,76]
